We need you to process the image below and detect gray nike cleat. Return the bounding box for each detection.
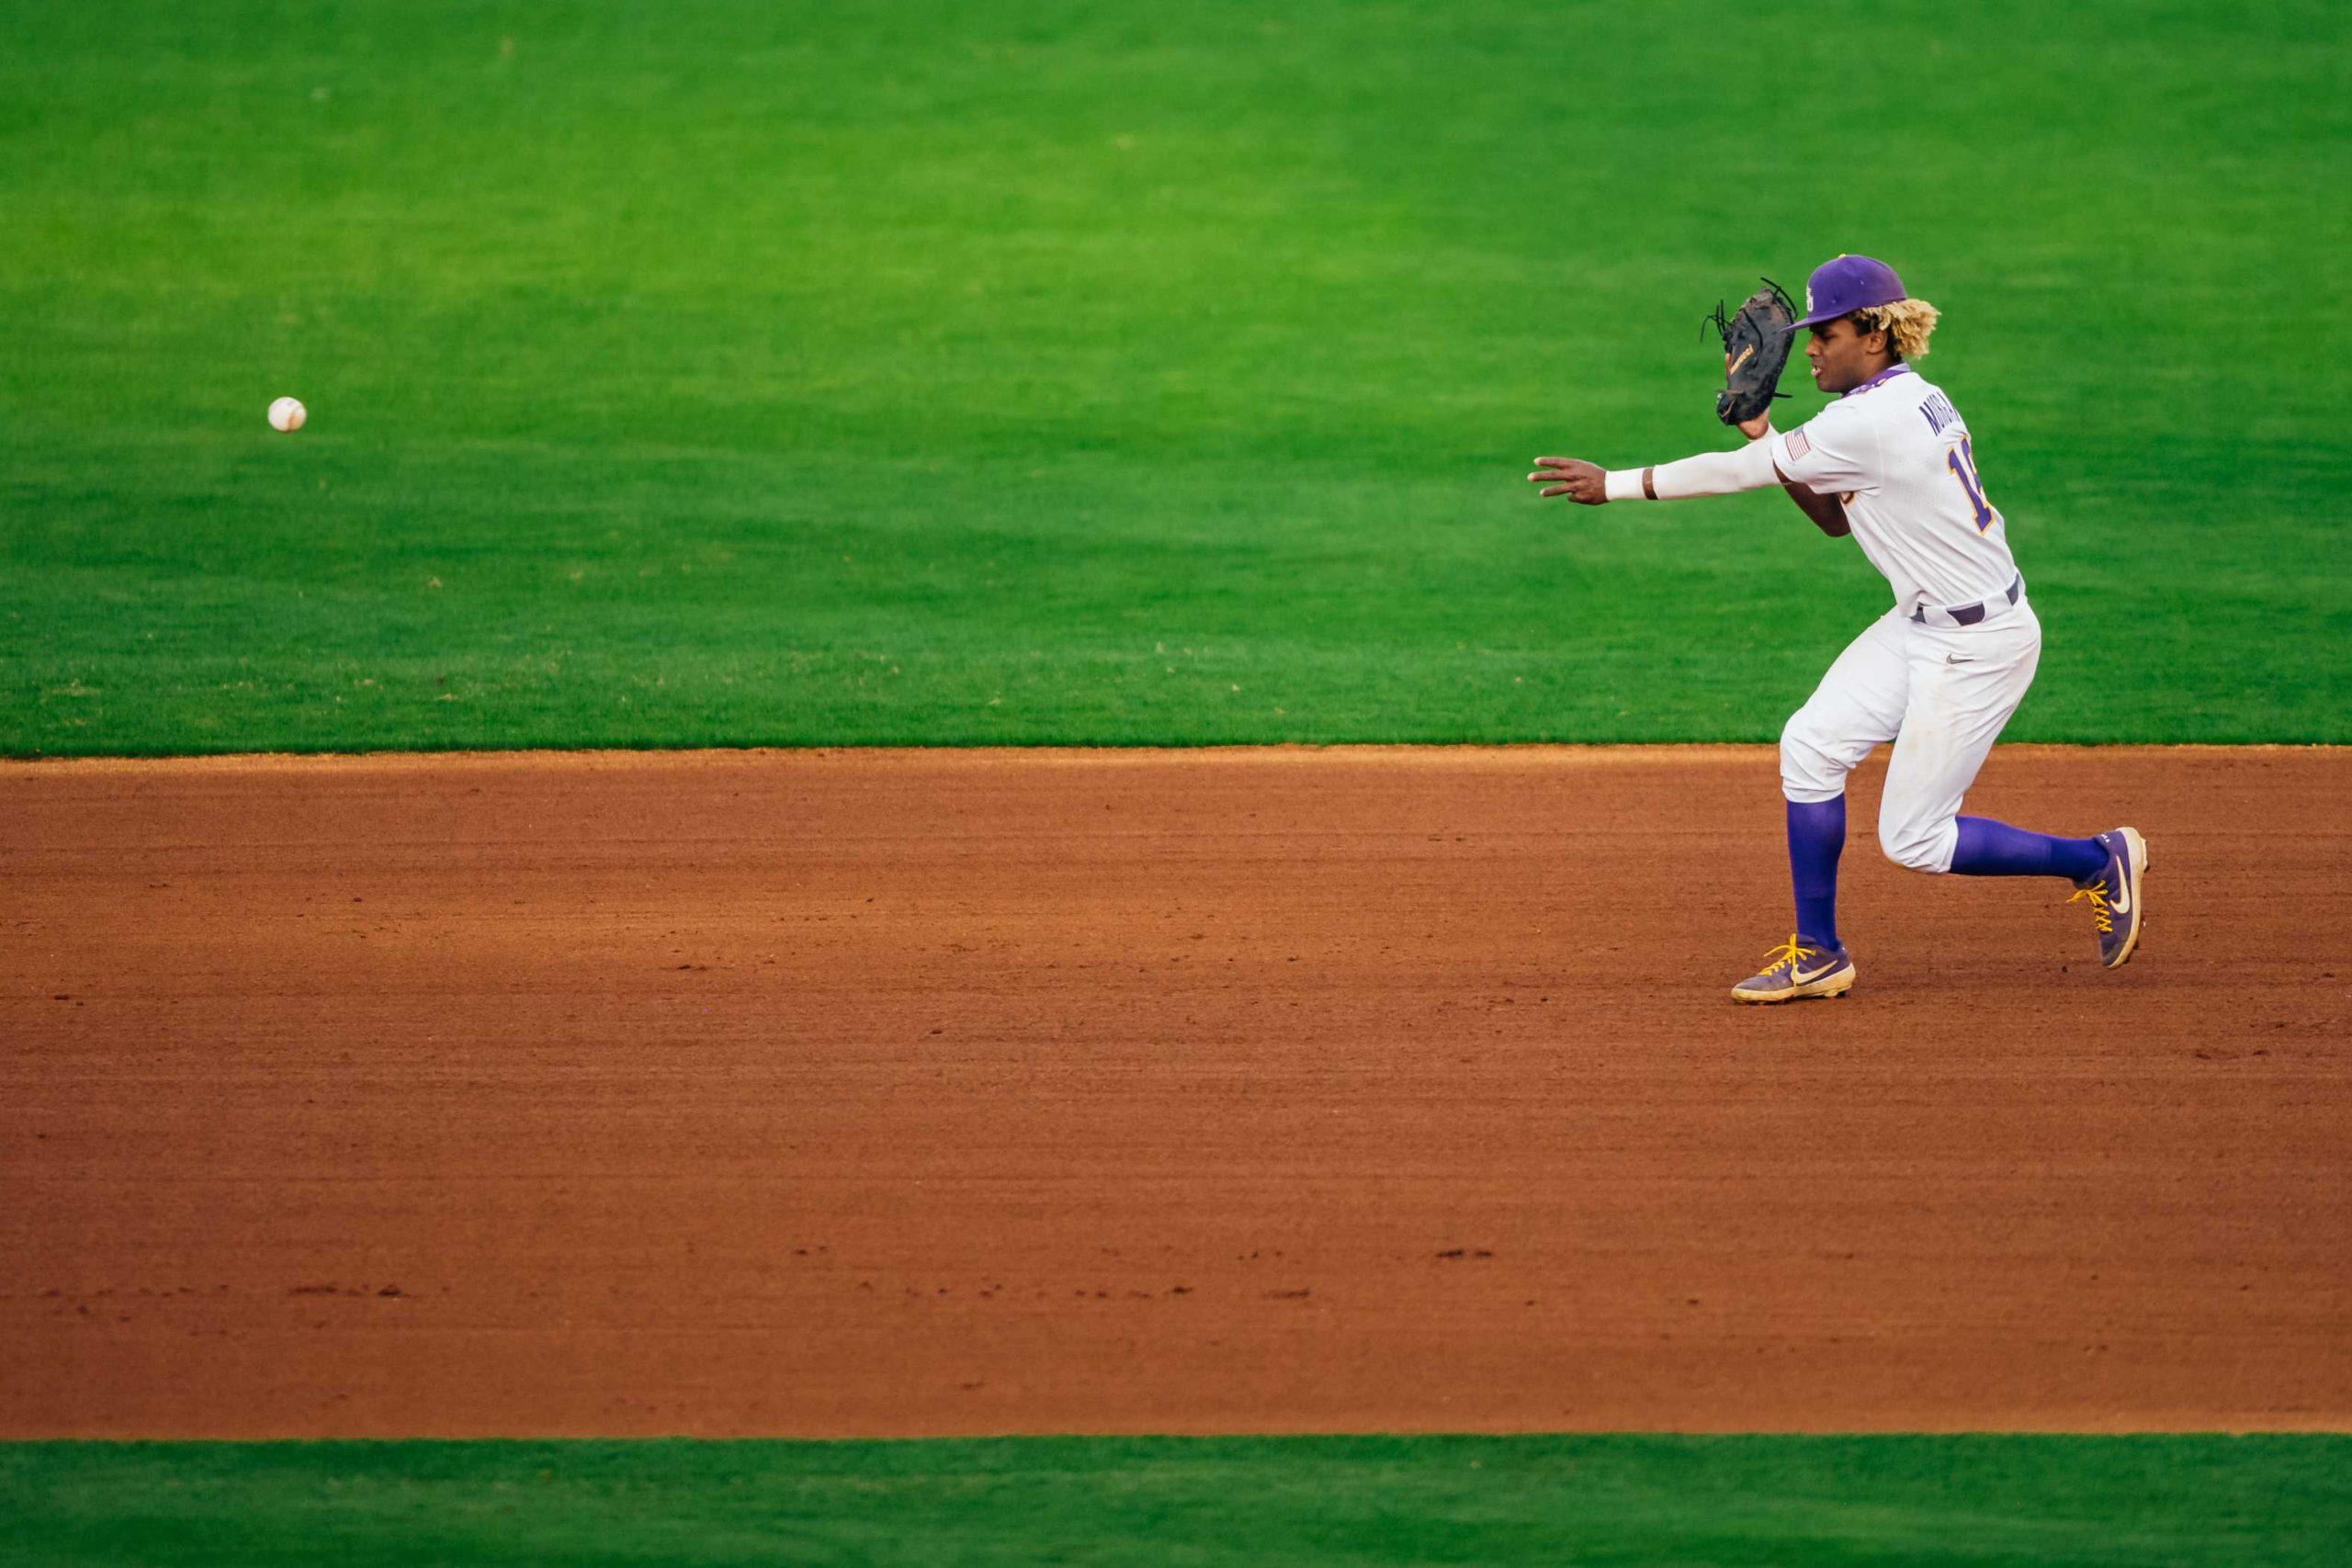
[2069,827,2149,968]
[1732,934,1856,1004]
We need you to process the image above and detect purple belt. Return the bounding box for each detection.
[1912,576,2021,628]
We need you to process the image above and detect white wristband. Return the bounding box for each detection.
[1603,468,1650,502]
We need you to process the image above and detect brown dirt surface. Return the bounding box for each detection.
[3,744,2347,1438]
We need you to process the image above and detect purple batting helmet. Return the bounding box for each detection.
[1789,254,1908,330]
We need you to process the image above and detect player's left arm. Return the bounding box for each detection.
[1736,412,1849,537]
[1773,473,1849,536]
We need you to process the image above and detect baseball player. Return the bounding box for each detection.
[1528,254,2146,1002]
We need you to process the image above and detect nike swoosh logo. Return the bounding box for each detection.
[2109,856,2132,915]
[1946,655,1974,664]
[1727,345,1754,376]
[1792,958,1843,985]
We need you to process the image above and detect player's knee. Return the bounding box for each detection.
[1779,711,1847,801]
[1880,815,1956,874]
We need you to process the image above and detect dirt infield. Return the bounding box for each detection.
[3,745,2346,1438]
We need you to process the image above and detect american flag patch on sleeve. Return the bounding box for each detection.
[1784,428,1812,460]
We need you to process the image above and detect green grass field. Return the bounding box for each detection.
[3,0,2346,754]
[7,1436,2349,1567]
[6,3,2346,1557]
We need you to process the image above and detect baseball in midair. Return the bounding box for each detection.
[267,396,307,433]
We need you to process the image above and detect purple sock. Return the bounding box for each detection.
[1950,817,2108,881]
[1786,796,1845,949]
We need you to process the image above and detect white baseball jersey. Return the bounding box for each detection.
[1770,365,2036,871]
[1593,357,2042,867]
[1771,364,2016,616]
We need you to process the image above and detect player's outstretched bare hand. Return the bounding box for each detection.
[1530,457,1608,504]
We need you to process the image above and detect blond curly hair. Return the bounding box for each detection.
[1851,298,1940,361]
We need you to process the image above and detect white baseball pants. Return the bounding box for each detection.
[1780,600,2042,873]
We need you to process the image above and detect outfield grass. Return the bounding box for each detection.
[2,0,2346,754]
[5,1436,2347,1567]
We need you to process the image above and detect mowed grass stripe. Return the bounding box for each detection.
[3,0,2347,754]
[6,1435,2348,1567]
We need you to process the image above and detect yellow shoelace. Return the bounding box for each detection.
[2067,884,2114,934]
[1756,934,1810,977]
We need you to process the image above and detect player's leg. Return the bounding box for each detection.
[1876,608,2046,875]
[1777,611,1910,948]
[1734,612,1907,1003]
[1876,606,2147,964]
[1949,815,2106,879]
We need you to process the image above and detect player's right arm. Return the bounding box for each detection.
[1531,407,1863,539]
[1527,434,1780,505]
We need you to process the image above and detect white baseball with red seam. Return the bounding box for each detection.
[267,396,306,433]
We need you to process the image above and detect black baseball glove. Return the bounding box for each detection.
[1705,278,1797,426]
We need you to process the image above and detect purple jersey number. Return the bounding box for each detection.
[1946,437,1996,532]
